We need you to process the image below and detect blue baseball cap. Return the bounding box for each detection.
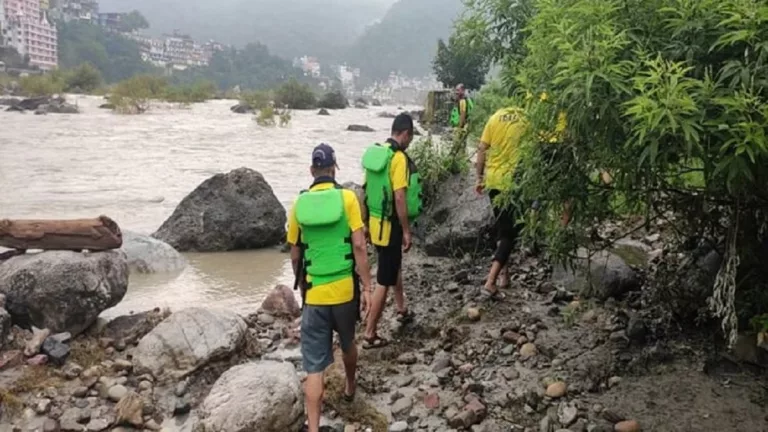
[312,143,338,169]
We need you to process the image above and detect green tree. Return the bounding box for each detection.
[432,35,490,90]
[274,78,316,109]
[458,0,768,344]
[65,63,103,92]
[117,10,150,33]
[317,90,348,109]
[108,75,168,114]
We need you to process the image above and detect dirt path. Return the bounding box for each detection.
[327,250,768,432]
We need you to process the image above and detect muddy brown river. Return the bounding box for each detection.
[0,95,417,317]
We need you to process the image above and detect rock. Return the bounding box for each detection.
[98,103,115,110]
[36,398,52,414]
[431,350,452,372]
[0,97,21,106]
[152,167,286,252]
[198,361,303,432]
[42,337,71,366]
[422,173,494,257]
[391,397,413,416]
[372,99,382,107]
[397,352,417,365]
[107,385,128,402]
[47,101,80,114]
[114,391,144,427]
[257,313,275,325]
[625,315,647,342]
[0,306,8,350]
[467,307,482,321]
[144,420,161,430]
[390,421,408,432]
[43,418,60,432]
[85,419,108,432]
[614,420,640,432]
[608,376,622,388]
[60,408,89,431]
[354,101,367,109]
[423,392,440,409]
[520,343,538,359]
[13,96,51,111]
[63,362,83,379]
[230,103,253,114]
[35,105,48,115]
[317,108,330,115]
[133,307,246,379]
[174,397,192,415]
[73,386,89,397]
[346,124,375,132]
[546,382,567,398]
[558,403,578,426]
[0,251,128,335]
[378,111,397,118]
[25,328,51,356]
[52,332,72,343]
[0,350,24,370]
[550,249,640,301]
[120,230,187,274]
[502,331,521,343]
[102,309,167,345]
[27,354,48,365]
[260,284,301,319]
[501,367,519,380]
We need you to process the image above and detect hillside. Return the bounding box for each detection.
[344,0,464,81]
[96,0,394,60]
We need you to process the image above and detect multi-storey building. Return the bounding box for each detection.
[50,0,97,22]
[1,0,58,70]
[96,12,123,30]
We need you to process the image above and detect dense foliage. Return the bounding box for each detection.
[57,21,159,83]
[452,0,768,344]
[174,44,304,91]
[17,64,102,96]
[107,75,216,113]
[432,35,490,90]
[317,90,348,109]
[345,0,464,82]
[273,78,317,110]
[117,11,150,33]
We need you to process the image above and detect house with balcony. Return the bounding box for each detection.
[1,0,58,70]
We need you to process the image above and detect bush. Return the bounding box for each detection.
[255,106,276,127]
[408,136,468,207]
[274,78,316,110]
[240,90,272,111]
[64,63,103,93]
[108,75,168,114]
[317,90,348,109]
[19,74,65,97]
[163,80,217,105]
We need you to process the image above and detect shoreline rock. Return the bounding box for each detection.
[120,230,187,274]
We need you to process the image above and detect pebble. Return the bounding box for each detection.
[112,359,132,372]
[35,398,52,414]
[614,420,640,432]
[519,343,538,358]
[175,380,189,397]
[391,397,413,416]
[138,380,153,391]
[144,420,162,431]
[552,358,565,367]
[258,313,276,325]
[107,385,128,402]
[85,419,109,432]
[27,354,49,366]
[558,403,578,426]
[467,307,482,321]
[174,398,191,416]
[608,376,622,388]
[546,382,567,398]
[423,392,440,409]
[397,352,417,365]
[43,418,59,432]
[502,331,521,343]
[63,362,84,380]
[389,421,409,432]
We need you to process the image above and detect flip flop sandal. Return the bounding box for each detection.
[479,288,507,302]
[396,309,415,323]
[343,391,355,402]
[362,335,390,350]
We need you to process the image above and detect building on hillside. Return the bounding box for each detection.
[50,0,98,22]
[39,0,49,10]
[97,12,124,30]
[0,0,58,70]
[295,55,321,78]
[164,31,194,68]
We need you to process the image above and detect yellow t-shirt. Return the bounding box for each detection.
[367,150,408,247]
[480,107,528,192]
[286,182,364,305]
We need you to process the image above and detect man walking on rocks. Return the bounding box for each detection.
[361,113,423,349]
[287,143,373,432]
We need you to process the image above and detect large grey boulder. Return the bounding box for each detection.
[421,173,494,257]
[0,251,128,335]
[121,230,186,274]
[132,307,247,379]
[0,295,9,350]
[152,168,287,252]
[551,248,640,300]
[197,361,304,432]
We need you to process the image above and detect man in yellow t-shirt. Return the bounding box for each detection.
[362,113,414,349]
[475,107,528,300]
[286,143,372,432]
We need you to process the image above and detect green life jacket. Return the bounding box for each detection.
[449,97,474,127]
[361,141,423,236]
[293,183,354,290]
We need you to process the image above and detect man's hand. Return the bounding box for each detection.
[402,230,413,253]
[361,289,372,317]
[363,226,370,243]
[475,182,484,195]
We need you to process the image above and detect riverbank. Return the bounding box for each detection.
[2,240,766,432]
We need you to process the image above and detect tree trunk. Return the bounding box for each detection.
[0,215,122,251]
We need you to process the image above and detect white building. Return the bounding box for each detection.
[1,0,58,70]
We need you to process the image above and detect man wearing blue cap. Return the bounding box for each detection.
[286,143,372,432]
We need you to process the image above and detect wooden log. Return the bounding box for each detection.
[0,215,122,251]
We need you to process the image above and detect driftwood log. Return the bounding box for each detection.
[0,215,122,252]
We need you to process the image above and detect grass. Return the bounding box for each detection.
[1,366,62,418]
[69,337,106,368]
[324,348,388,432]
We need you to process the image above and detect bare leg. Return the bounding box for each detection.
[304,373,324,432]
[498,265,510,289]
[342,344,358,396]
[484,260,504,293]
[393,270,406,313]
[364,285,389,339]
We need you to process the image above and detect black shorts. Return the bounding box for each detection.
[376,221,403,287]
[488,189,521,243]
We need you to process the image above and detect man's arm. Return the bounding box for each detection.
[290,244,301,277]
[394,189,410,234]
[351,229,371,289]
[476,141,488,179]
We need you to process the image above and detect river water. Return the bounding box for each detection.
[0,95,417,318]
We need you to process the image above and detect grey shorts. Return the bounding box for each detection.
[300,300,358,374]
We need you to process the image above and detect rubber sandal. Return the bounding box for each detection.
[343,391,355,402]
[480,288,507,302]
[396,309,415,324]
[362,335,390,350]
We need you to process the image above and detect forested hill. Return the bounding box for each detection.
[344,0,464,81]
[96,0,394,60]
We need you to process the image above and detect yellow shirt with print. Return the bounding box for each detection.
[286,182,364,306]
[367,150,408,247]
[481,107,528,192]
